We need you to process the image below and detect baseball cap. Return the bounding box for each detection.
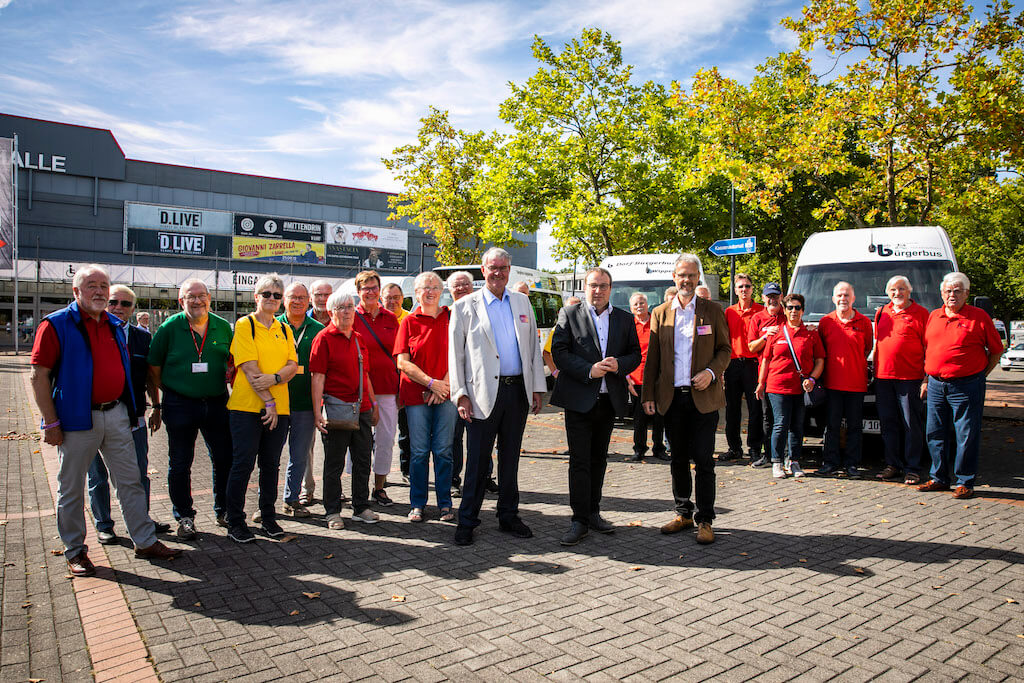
[762,282,782,296]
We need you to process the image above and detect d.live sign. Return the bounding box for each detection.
[13,151,66,173]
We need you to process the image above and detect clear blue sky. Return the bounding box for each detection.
[0,0,810,267]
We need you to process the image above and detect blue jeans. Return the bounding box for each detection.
[88,425,150,532]
[824,389,864,468]
[767,393,805,464]
[283,410,316,504]
[163,388,233,521]
[876,378,925,474]
[926,373,985,488]
[225,411,290,528]
[406,401,456,510]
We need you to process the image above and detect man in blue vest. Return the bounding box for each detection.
[30,265,182,577]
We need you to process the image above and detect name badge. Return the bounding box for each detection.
[296,365,305,375]
[697,325,712,335]
[519,314,528,323]
[192,362,209,373]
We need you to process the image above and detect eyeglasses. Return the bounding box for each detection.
[183,294,209,302]
[108,299,133,307]
[736,284,752,290]
[417,286,442,292]
[359,285,380,293]
[259,291,283,300]
[785,305,803,311]
[332,305,356,312]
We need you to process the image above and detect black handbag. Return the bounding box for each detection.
[782,324,826,407]
[323,337,363,431]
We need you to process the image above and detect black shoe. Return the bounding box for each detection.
[153,521,171,534]
[96,529,117,545]
[261,519,285,538]
[627,453,644,462]
[484,478,499,494]
[846,466,861,479]
[718,450,741,462]
[816,464,840,476]
[588,514,614,534]
[499,518,533,538]
[216,513,230,529]
[228,525,256,543]
[372,488,394,507]
[454,526,474,546]
[654,452,671,461]
[750,456,770,468]
[560,521,589,546]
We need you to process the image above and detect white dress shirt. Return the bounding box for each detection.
[588,304,611,393]
[671,295,696,387]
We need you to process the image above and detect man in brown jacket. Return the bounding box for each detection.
[642,253,731,544]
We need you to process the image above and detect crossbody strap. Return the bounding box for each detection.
[781,324,805,378]
[356,312,398,371]
[354,336,364,405]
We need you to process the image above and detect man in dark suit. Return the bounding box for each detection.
[642,254,731,544]
[550,268,641,546]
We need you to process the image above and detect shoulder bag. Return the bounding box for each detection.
[322,335,364,431]
[782,324,826,407]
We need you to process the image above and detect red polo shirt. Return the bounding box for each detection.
[308,325,373,412]
[817,310,873,392]
[726,301,764,359]
[924,304,1003,379]
[630,315,652,384]
[31,317,126,404]
[354,305,400,395]
[874,301,929,380]
[394,307,451,407]
[762,324,825,395]
[747,309,785,353]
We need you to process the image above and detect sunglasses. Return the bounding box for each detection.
[736,284,752,289]
[259,291,283,300]
[785,305,803,311]
[108,299,133,307]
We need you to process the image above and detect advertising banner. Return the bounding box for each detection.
[0,137,13,271]
[234,213,324,242]
[125,202,233,235]
[233,236,326,264]
[324,222,407,271]
[125,228,232,258]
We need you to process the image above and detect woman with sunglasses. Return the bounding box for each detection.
[755,293,824,479]
[224,274,299,543]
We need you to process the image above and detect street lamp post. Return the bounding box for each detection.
[729,182,736,306]
[419,241,438,273]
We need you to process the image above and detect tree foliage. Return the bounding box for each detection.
[381,107,511,265]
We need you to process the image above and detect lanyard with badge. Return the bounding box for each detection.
[191,323,209,373]
[292,321,307,375]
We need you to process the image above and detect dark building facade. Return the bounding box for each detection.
[0,113,537,341]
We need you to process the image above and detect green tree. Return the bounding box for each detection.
[381,107,512,265]
[478,28,705,264]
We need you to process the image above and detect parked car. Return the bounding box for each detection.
[1000,342,1024,371]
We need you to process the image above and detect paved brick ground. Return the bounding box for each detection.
[3,353,1023,681]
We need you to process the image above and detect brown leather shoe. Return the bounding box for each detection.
[696,522,715,544]
[660,516,695,535]
[876,465,902,481]
[953,486,974,499]
[917,480,950,492]
[67,552,96,577]
[135,541,184,560]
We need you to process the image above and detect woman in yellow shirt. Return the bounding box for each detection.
[224,274,298,543]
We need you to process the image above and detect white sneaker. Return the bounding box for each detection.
[352,509,380,524]
[772,463,787,479]
[790,462,805,478]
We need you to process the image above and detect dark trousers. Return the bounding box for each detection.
[758,394,775,458]
[725,358,763,455]
[162,388,233,521]
[665,389,718,524]
[631,385,666,457]
[225,411,290,528]
[876,378,925,474]
[398,406,410,476]
[324,411,373,515]
[88,426,149,532]
[565,395,616,524]
[824,389,865,468]
[926,373,985,488]
[451,416,466,488]
[768,393,804,464]
[457,382,528,529]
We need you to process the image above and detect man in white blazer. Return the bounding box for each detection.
[449,247,546,545]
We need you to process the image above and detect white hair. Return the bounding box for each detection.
[481,246,511,268]
[254,273,284,294]
[674,253,702,271]
[629,291,648,304]
[886,275,913,293]
[285,281,309,297]
[446,271,473,289]
[414,271,442,290]
[942,271,970,292]
[309,279,333,293]
[72,264,109,289]
[178,278,209,299]
[832,281,854,296]
[326,291,356,310]
[110,284,137,303]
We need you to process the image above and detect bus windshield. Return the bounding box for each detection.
[609,279,675,311]
[790,260,953,321]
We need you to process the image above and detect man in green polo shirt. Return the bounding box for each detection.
[148,278,234,541]
[278,282,325,517]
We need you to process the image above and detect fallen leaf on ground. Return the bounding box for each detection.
[1007,598,1019,604]
[21,602,31,608]
[931,586,943,590]
[739,552,748,556]
[853,568,866,574]
[441,595,449,600]
[880,519,890,523]
[391,595,406,602]
[279,534,298,543]
[917,502,927,506]
[777,497,789,502]
[628,566,644,571]
[302,592,321,599]
[194,601,202,607]
[49,549,62,555]
[799,559,807,563]
[819,500,830,505]
[1007,437,1016,443]
[814,489,826,493]
[968,522,976,526]
[289,609,300,616]
[948,593,960,596]
[324,553,334,559]
[627,520,642,527]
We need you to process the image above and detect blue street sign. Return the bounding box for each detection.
[708,236,756,257]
